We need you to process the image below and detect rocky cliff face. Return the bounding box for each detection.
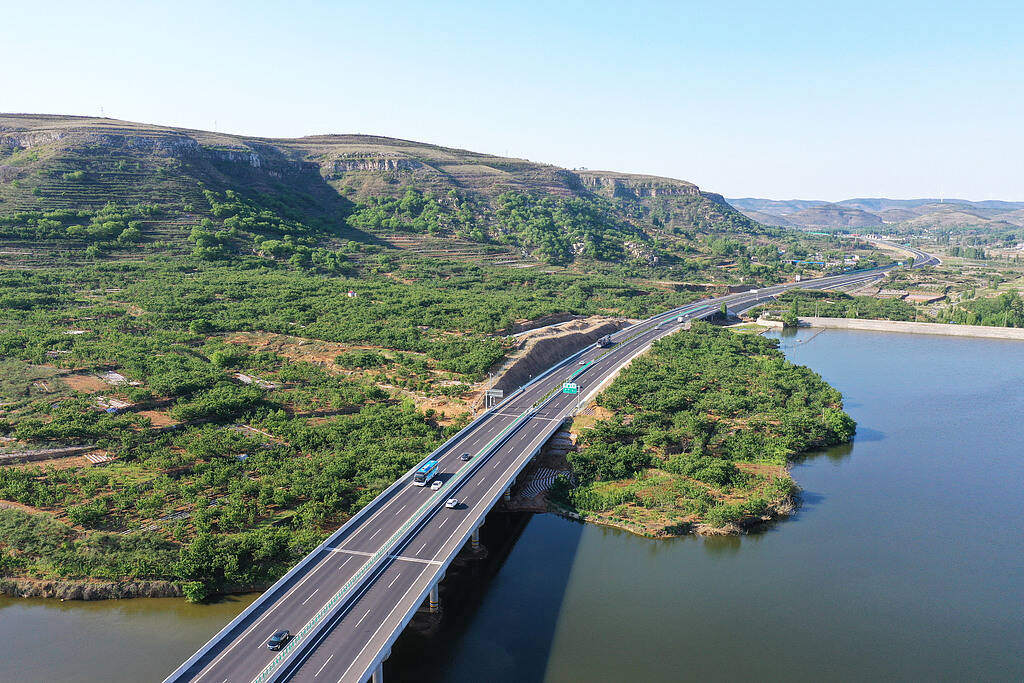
[324,155,423,175]
[0,114,758,240]
[575,170,701,200]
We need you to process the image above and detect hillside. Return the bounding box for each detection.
[728,196,1024,235]
[784,203,883,229]
[0,115,899,599]
[0,114,774,270]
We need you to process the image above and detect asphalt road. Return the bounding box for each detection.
[171,244,935,683]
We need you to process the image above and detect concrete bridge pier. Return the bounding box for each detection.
[471,525,481,551]
[503,486,512,502]
[370,649,390,683]
[429,583,440,613]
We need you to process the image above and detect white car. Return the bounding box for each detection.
[445,498,459,509]
[431,480,443,491]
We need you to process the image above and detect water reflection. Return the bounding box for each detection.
[701,535,742,555]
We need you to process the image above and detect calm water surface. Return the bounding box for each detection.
[5,329,1024,681]
[392,328,1024,682]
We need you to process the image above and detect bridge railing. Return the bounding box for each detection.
[164,387,530,683]
[347,351,638,682]
[252,406,541,683]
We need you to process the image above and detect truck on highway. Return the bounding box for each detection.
[596,334,614,348]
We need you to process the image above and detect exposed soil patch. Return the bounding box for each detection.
[60,373,110,393]
[136,409,177,428]
[224,332,394,368]
[488,316,632,396]
[0,499,47,515]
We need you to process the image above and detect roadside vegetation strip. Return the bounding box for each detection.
[249,406,535,683]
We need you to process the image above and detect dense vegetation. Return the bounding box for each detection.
[551,323,856,533]
[0,248,708,598]
[946,291,1024,327]
[0,116,884,597]
[760,289,920,322]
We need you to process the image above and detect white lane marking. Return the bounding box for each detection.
[396,504,406,515]
[418,542,427,554]
[329,548,440,565]
[335,565,429,682]
[367,528,381,541]
[335,410,499,551]
[387,572,402,589]
[264,330,667,677]
[438,518,447,529]
[339,556,351,569]
[301,588,319,605]
[314,653,335,677]
[354,609,372,628]
[193,545,340,680]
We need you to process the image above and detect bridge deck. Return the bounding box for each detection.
[167,242,936,683]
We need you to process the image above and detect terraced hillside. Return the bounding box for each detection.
[1,114,783,271]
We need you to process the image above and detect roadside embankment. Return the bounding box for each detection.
[0,578,184,600]
[758,316,1024,340]
[489,316,633,395]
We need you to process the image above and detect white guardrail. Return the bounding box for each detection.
[163,388,524,682]
[251,404,542,683]
[171,252,932,683]
[167,319,614,683]
[286,358,584,683]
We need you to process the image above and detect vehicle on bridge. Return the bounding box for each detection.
[413,459,440,486]
[596,334,614,348]
[460,452,472,461]
[430,479,443,491]
[445,498,459,509]
[266,630,290,651]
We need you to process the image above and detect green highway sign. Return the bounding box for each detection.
[562,382,578,394]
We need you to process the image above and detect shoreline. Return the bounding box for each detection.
[0,577,272,601]
[546,486,798,538]
[758,316,1024,340]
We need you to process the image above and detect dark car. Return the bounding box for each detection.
[460,452,472,461]
[267,629,291,650]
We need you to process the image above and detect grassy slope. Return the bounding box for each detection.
[0,115,873,594]
[0,113,793,273]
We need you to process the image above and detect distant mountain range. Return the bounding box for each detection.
[727,197,1024,231]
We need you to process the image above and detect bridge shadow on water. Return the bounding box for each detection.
[385,510,585,683]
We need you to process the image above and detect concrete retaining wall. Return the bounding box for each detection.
[759,316,1024,340]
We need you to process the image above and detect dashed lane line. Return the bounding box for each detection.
[314,654,334,677]
[328,548,441,566]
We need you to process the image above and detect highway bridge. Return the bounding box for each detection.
[167,244,936,683]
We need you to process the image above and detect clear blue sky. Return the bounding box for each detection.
[3,0,1021,201]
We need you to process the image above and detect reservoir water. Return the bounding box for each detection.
[4,328,1024,681]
